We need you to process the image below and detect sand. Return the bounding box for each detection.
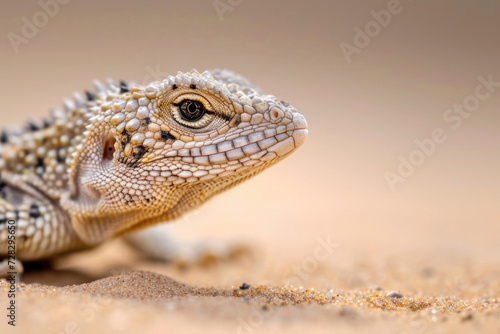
[1,239,499,334]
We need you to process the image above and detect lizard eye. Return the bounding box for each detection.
[170,95,216,129]
[179,100,205,121]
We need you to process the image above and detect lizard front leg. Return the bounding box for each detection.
[0,174,82,277]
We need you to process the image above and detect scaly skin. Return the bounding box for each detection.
[0,69,308,263]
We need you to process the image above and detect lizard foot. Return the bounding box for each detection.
[124,224,253,268]
[169,238,253,268]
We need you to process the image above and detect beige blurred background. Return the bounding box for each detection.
[1,0,499,288]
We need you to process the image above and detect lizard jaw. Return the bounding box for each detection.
[292,129,308,148]
[291,112,309,148]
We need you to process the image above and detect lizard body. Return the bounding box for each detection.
[0,69,307,265]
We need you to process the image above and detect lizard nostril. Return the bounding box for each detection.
[269,107,284,123]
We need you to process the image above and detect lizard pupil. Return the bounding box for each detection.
[179,100,204,121]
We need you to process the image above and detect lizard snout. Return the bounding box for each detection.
[292,113,308,148]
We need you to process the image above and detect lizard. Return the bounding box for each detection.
[0,69,308,275]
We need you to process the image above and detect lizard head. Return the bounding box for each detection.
[66,70,307,244]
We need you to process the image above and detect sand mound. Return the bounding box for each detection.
[2,269,499,334]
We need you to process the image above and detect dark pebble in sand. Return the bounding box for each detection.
[240,283,251,290]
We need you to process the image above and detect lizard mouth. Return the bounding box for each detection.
[141,127,308,166]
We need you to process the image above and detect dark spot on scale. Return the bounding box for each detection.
[0,181,6,199]
[28,122,40,131]
[56,149,65,163]
[143,117,151,124]
[36,158,46,171]
[121,132,131,149]
[229,114,241,127]
[160,131,176,141]
[122,132,130,142]
[0,218,6,226]
[43,119,53,128]
[132,146,146,159]
[29,203,41,218]
[86,90,96,101]
[120,80,130,93]
[14,209,19,221]
[172,84,178,90]
[190,84,196,89]
[1,131,8,143]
